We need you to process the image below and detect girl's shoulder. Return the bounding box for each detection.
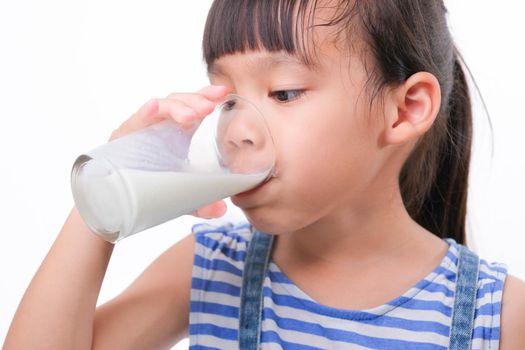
[450,240,525,349]
[191,221,253,264]
[445,238,508,286]
[499,274,525,349]
[444,239,513,348]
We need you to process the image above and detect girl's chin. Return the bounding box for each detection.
[239,207,302,236]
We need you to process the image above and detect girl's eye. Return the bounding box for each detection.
[223,99,236,111]
[269,90,305,103]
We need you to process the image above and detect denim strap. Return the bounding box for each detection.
[238,229,274,350]
[449,245,480,350]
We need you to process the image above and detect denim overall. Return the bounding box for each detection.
[238,230,480,350]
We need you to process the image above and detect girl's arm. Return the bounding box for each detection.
[4,86,229,349]
[499,274,525,349]
[91,228,196,349]
[4,207,197,349]
[4,207,114,349]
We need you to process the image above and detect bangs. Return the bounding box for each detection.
[202,0,324,68]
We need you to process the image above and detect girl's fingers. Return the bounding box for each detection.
[109,85,229,141]
[161,86,230,122]
[166,85,229,102]
[159,94,215,122]
[192,200,227,219]
[109,98,159,141]
[196,85,230,101]
[153,86,230,130]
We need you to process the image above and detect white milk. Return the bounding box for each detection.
[78,168,267,241]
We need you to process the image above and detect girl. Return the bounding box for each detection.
[5,0,525,349]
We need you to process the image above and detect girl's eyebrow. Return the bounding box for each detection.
[207,53,319,77]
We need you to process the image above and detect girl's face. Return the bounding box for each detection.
[208,41,391,235]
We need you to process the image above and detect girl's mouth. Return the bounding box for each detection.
[236,175,274,197]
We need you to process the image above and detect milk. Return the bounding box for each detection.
[77,167,267,241]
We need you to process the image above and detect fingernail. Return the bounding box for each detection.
[205,85,228,92]
[142,98,158,115]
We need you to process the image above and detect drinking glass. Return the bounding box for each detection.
[71,94,274,243]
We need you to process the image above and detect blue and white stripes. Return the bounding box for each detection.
[188,223,507,349]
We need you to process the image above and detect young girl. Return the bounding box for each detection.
[5,0,525,349]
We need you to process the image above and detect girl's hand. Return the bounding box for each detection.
[109,85,230,219]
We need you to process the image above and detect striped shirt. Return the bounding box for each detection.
[188,222,508,349]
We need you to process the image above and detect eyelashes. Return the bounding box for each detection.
[269,90,306,103]
[220,89,307,109]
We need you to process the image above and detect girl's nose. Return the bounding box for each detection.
[217,103,274,174]
[225,116,262,150]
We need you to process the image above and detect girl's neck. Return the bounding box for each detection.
[272,189,445,271]
[270,192,450,310]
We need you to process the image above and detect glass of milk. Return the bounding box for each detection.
[70,94,275,243]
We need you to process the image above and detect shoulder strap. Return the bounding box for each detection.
[449,244,480,350]
[238,229,274,350]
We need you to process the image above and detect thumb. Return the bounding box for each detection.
[192,200,227,219]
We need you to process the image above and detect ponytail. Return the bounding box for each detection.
[413,50,472,245]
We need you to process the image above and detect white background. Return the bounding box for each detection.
[1,1,524,348]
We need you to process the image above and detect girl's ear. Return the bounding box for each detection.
[382,72,441,146]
